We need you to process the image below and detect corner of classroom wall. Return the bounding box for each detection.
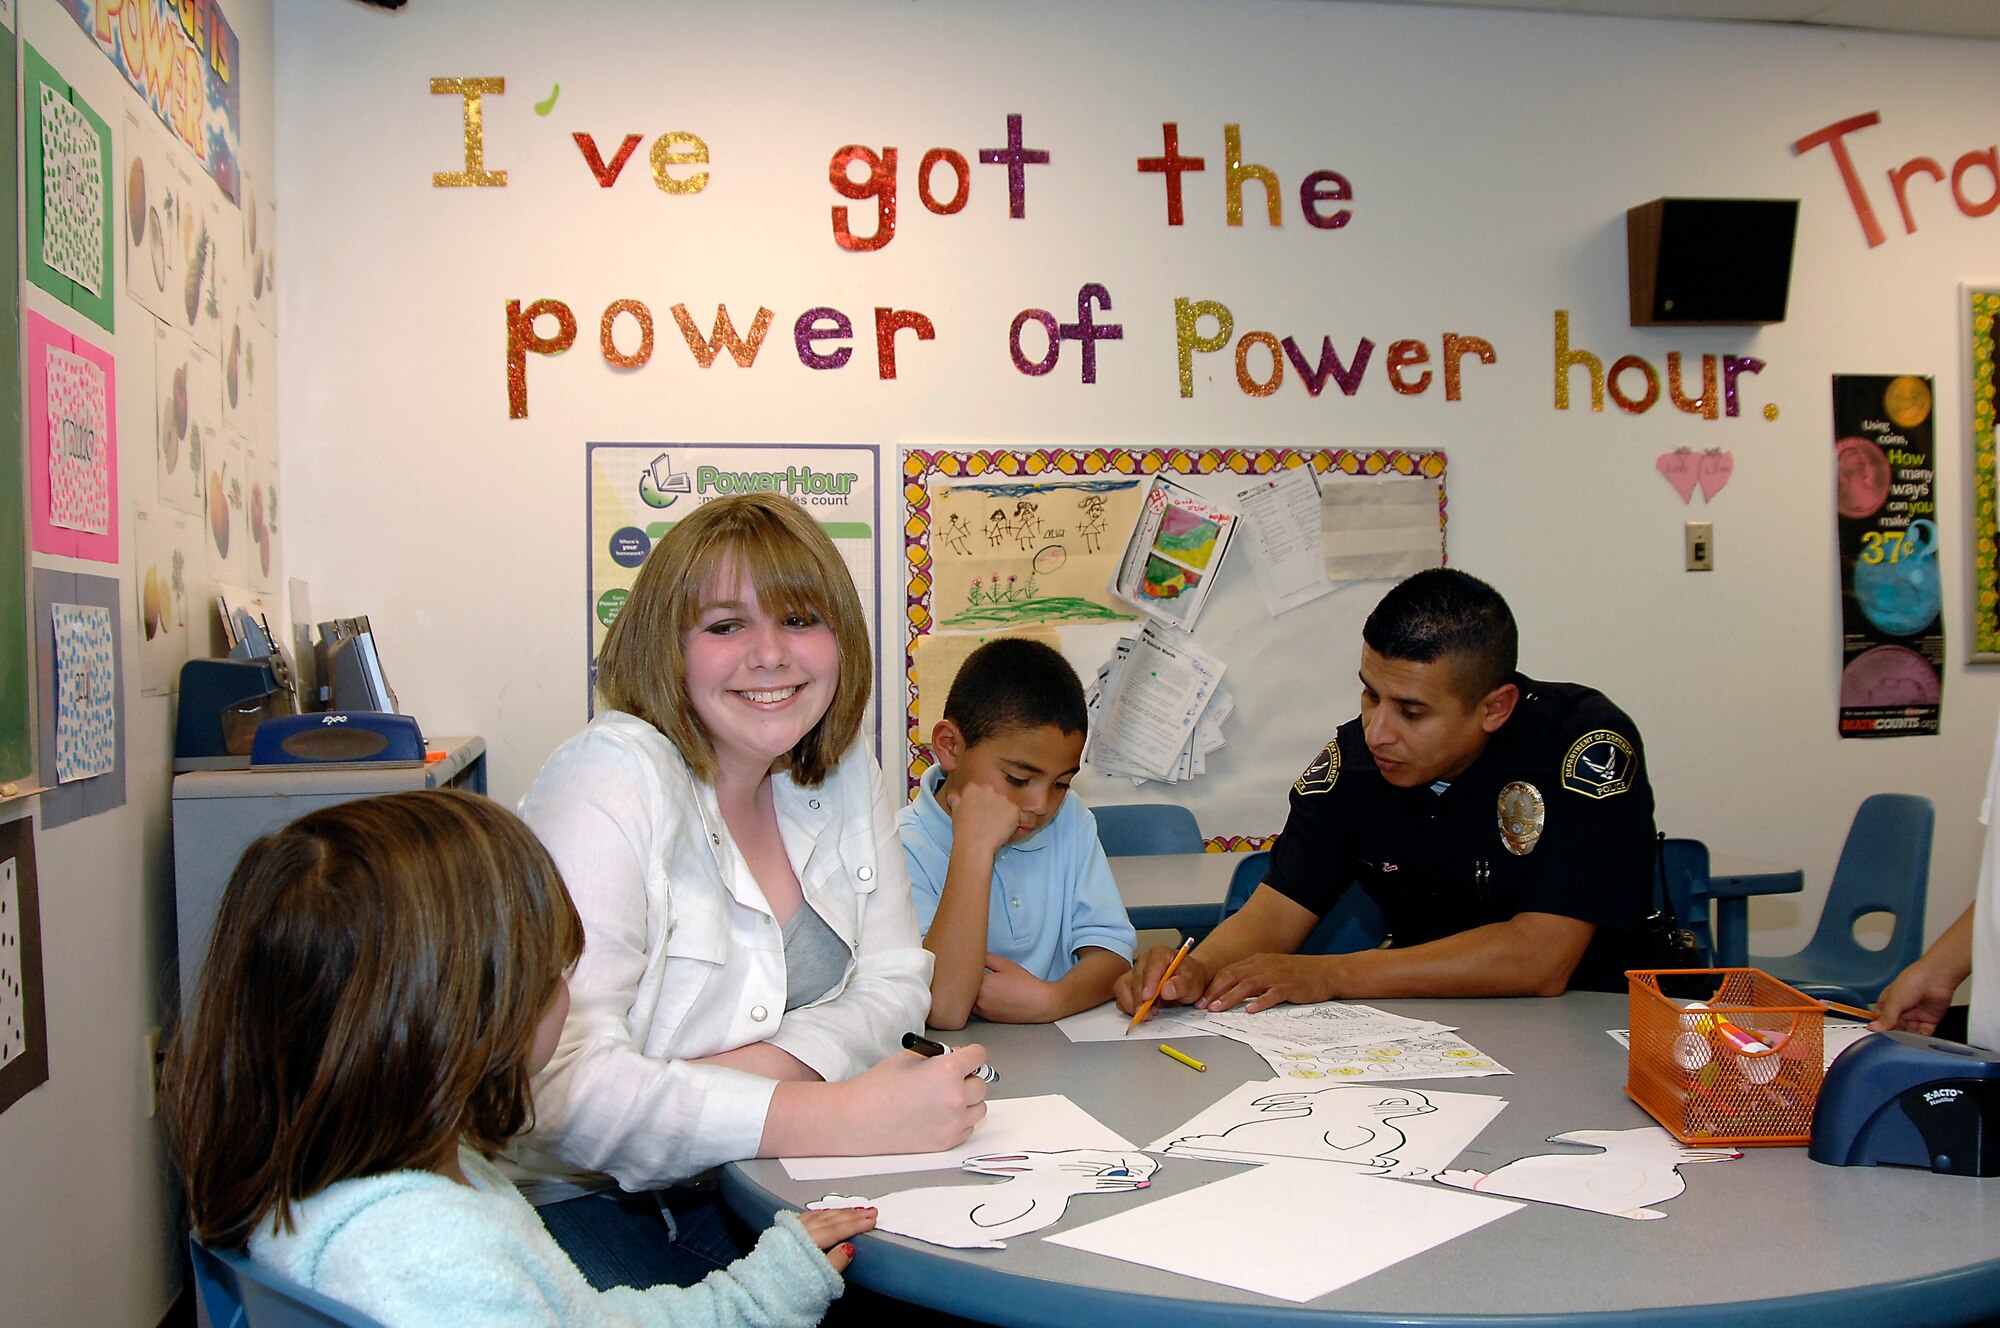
[0,2,276,1325]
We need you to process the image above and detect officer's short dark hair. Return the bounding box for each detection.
[944,638,1088,747]
[1362,568,1518,702]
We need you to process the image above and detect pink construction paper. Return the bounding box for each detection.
[27,310,118,563]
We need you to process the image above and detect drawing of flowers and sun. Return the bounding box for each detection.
[927,476,1144,629]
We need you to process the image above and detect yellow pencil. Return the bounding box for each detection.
[1126,936,1194,1034]
[1820,999,1878,1022]
[1159,1043,1207,1072]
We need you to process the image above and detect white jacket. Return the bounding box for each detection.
[507,713,930,1198]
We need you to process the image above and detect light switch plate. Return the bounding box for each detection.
[1686,521,1714,571]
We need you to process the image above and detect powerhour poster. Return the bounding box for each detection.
[1831,374,1942,738]
[585,442,883,753]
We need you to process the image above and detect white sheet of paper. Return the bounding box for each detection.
[1048,1160,1520,1303]
[1234,467,1335,615]
[1087,623,1226,782]
[1056,1000,1216,1042]
[1149,1079,1506,1179]
[781,1093,1134,1181]
[809,1148,1159,1250]
[1821,1021,1876,1067]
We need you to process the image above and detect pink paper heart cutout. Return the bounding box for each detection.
[1656,451,1699,503]
[1697,450,1734,502]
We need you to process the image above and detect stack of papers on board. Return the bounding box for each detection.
[1084,621,1231,784]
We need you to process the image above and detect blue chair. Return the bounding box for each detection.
[1658,837,1717,968]
[1218,850,1387,955]
[1748,793,1935,1007]
[1093,803,1204,857]
[189,1237,389,1328]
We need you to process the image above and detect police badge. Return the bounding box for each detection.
[1497,781,1545,856]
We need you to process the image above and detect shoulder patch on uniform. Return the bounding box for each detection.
[1561,729,1636,799]
[1295,741,1341,795]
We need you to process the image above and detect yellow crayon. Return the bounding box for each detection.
[1159,1043,1207,1073]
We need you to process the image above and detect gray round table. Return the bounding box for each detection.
[721,993,2000,1325]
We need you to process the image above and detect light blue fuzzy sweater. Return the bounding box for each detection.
[249,1149,843,1328]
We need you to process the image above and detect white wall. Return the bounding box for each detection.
[272,0,1999,955]
[0,3,275,1323]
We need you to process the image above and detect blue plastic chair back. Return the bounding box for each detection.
[1220,850,1387,955]
[1658,837,1716,967]
[1093,803,1204,857]
[190,1237,390,1328]
[1750,793,1934,1006]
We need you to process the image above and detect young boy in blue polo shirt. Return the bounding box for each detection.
[901,638,1136,1031]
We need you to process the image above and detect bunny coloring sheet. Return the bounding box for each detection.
[1150,1081,1508,1178]
[811,1149,1159,1250]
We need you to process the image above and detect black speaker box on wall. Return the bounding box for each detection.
[1626,197,1799,326]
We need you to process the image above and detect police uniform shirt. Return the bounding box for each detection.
[1265,674,1656,993]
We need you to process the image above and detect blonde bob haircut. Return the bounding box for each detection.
[595,492,871,787]
[163,789,583,1249]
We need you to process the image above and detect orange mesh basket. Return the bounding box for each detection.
[1625,968,1826,1147]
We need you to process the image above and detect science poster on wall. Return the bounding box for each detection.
[1832,374,1942,738]
[584,442,883,751]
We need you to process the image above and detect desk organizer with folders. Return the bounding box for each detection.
[1627,968,1825,1146]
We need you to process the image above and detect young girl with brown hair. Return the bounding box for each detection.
[165,789,873,1326]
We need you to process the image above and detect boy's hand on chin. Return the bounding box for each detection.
[944,782,1023,858]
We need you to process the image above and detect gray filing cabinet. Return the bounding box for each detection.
[170,737,487,1018]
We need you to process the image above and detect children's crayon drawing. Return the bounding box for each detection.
[927,476,1142,629]
[1151,1081,1507,1178]
[1111,474,1239,628]
[811,1149,1158,1250]
[1434,1127,1740,1220]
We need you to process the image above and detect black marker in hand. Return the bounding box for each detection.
[903,1031,1000,1085]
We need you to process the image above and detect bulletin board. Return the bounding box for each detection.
[1969,288,2000,663]
[901,446,1447,848]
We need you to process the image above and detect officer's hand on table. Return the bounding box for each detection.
[1195,952,1336,1013]
[1113,943,1214,1017]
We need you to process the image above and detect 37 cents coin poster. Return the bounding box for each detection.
[1831,373,1941,738]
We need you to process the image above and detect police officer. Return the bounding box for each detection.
[1115,568,1656,1016]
